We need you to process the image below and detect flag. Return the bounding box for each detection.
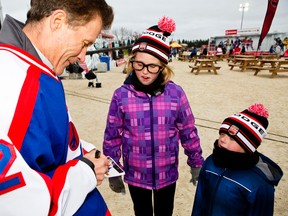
[257,0,279,50]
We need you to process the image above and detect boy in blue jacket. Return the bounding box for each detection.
[192,103,283,216]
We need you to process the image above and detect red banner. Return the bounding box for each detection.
[257,0,279,50]
[225,29,238,36]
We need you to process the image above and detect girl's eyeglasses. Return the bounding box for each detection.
[130,60,163,74]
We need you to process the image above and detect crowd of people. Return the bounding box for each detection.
[269,37,288,54]
[180,35,288,59]
[215,36,288,57]
[0,0,284,216]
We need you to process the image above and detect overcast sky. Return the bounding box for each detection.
[1,0,288,40]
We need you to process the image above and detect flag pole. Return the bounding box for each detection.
[257,0,279,53]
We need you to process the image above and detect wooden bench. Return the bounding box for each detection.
[189,65,198,72]
[228,63,241,70]
[269,61,288,78]
[257,54,279,60]
[189,65,221,73]
[250,60,288,78]
[226,57,234,63]
[228,58,258,71]
[249,66,273,76]
[188,56,196,62]
[269,68,288,78]
[178,56,186,61]
[178,51,191,61]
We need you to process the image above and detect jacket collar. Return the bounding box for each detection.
[0,15,41,61]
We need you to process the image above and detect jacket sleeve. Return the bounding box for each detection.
[0,133,97,216]
[103,90,123,163]
[191,163,207,216]
[81,139,98,153]
[176,88,204,168]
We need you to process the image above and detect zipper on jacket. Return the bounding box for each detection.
[208,168,226,216]
[149,96,156,189]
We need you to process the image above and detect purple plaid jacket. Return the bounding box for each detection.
[103,80,204,190]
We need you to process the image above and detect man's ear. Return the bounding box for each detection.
[50,9,67,31]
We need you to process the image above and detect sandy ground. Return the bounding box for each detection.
[62,57,288,216]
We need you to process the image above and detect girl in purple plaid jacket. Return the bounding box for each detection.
[103,17,204,216]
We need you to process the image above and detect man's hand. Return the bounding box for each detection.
[190,167,201,186]
[84,150,110,186]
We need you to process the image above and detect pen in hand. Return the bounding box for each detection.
[95,150,112,177]
[95,150,101,158]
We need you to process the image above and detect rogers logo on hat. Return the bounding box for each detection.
[139,42,147,51]
[228,125,239,136]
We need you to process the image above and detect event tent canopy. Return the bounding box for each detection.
[170,42,182,48]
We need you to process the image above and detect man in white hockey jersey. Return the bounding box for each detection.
[0,0,114,215]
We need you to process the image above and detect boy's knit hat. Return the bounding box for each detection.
[219,103,269,154]
[132,16,176,64]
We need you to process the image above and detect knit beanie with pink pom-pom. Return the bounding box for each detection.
[132,16,176,64]
[219,103,269,154]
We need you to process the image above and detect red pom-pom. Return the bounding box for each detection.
[158,16,176,33]
[248,103,269,118]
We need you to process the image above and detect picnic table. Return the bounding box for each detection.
[189,59,220,75]
[227,54,255,63]
[178,51,191,61]
[202,55,218,63]
[249,59,278,75]
[249,59,288,78]
[234,55,256,59]
[215,54,225,61]
[228,58,258,72]
[256,54,279,60]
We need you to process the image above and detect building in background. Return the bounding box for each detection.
[208,28,287,53]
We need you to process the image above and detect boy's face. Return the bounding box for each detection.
[218,133,245,153]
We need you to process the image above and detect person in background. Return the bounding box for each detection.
[229,46,234,56]
[103,16,204,216]
[241,44,246,54]
[199,46,208,58]
[66,61,85,80]
[202,47,208,56]
[248,37,254,50]
[192,103,283,216]
[269,45,276,54]
[0,0,114,215]
[282,37,288,49]
[189,46,198,61]
[274,37,284,51]
[216,45,223,55]
[222,46,227,55]
[172,47,177,58]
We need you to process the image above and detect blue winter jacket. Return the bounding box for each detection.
[192,153,283,216]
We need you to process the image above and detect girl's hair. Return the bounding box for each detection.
[26,0,114,29]
[125,54,174,85]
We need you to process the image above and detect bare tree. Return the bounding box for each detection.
[111,29,119,42]
[111,27,141,46]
